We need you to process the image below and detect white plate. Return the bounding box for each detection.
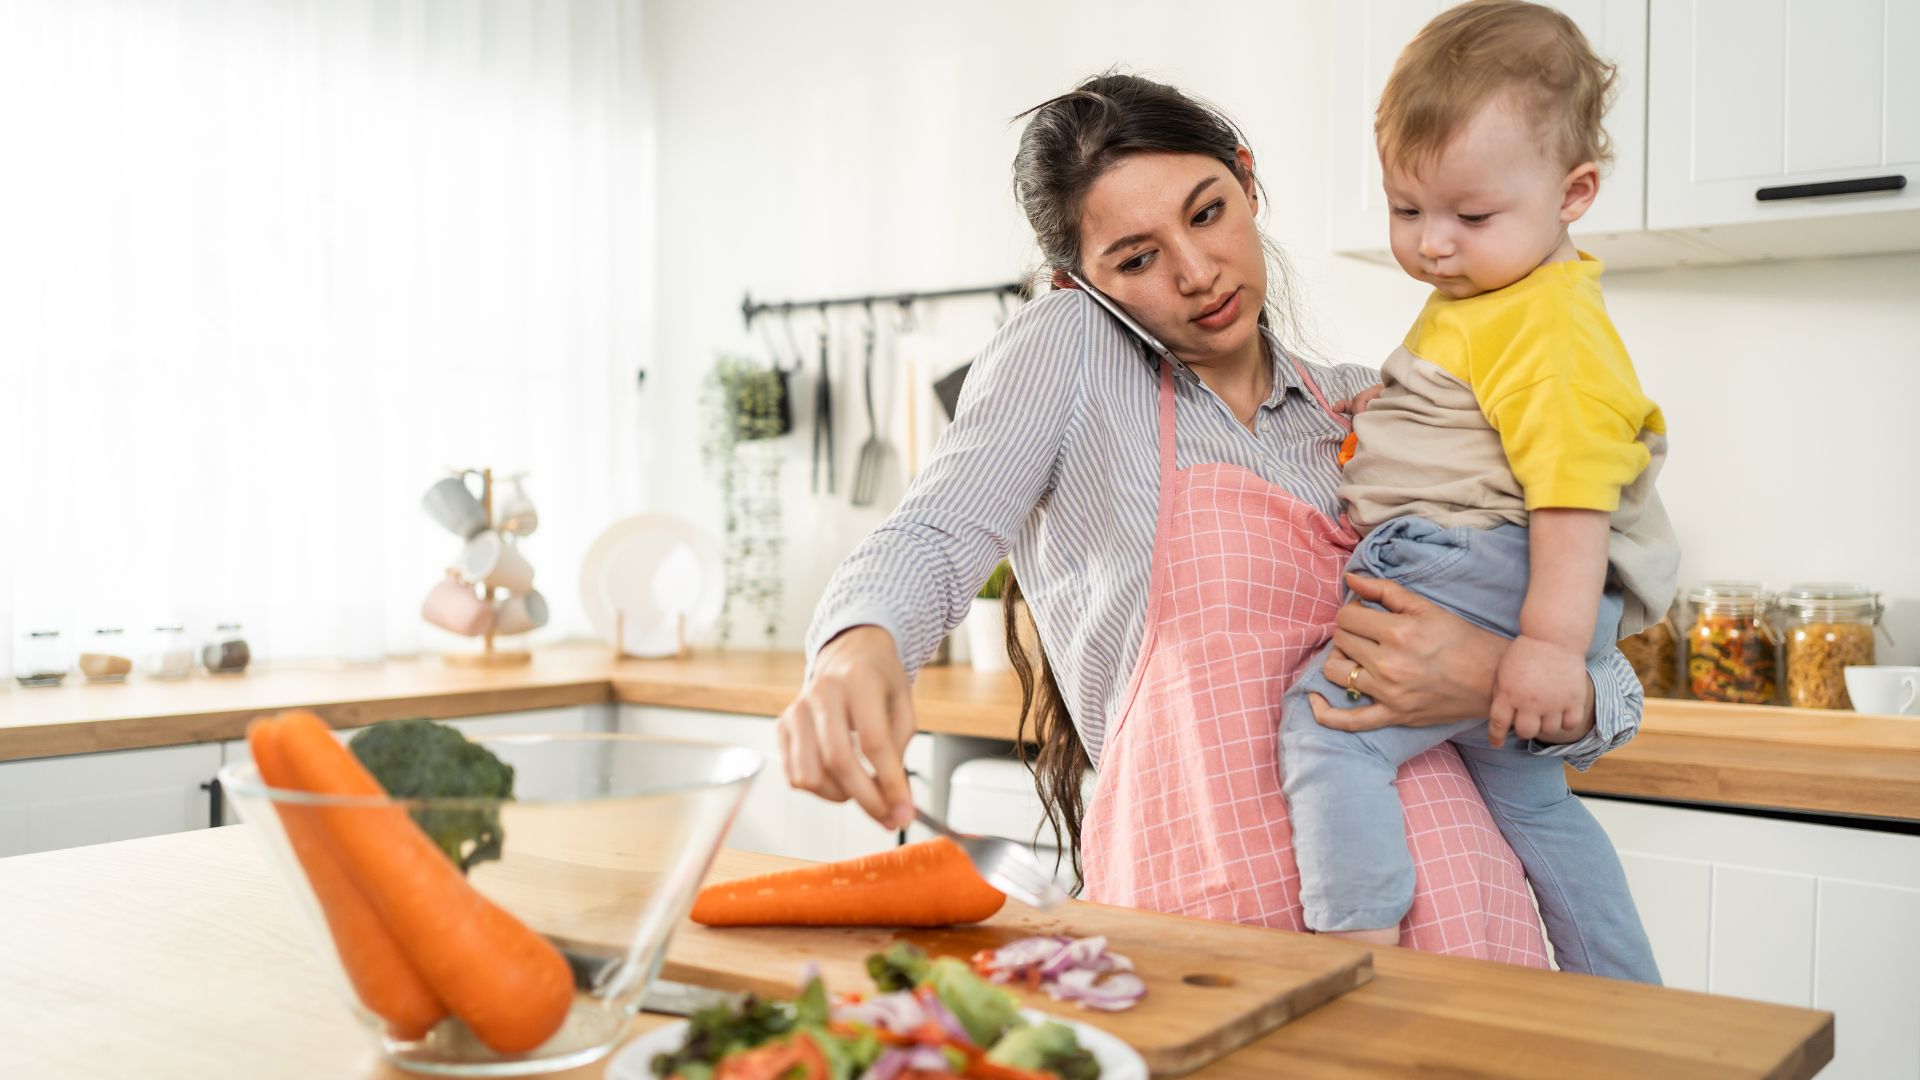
[579,514,725,657]
[606,1007,1146,1080]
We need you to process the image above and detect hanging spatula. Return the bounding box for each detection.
[850,311,885,506]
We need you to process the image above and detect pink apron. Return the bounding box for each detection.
[1081,356,1547,965]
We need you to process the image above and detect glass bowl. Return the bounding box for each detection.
[220,732,761,1076]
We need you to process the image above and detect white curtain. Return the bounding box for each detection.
[0,0,652,669]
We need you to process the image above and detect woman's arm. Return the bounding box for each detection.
[1307,574,1644,769]
[785,290,1089,828]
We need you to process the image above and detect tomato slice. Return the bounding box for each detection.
[712,1032,830,1080]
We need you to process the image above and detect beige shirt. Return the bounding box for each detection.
[1339,295,1679,638]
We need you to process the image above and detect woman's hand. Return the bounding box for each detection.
[776,625,918,830]
[1309,574,1597,742]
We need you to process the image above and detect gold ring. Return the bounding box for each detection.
[1345,665,1365,703]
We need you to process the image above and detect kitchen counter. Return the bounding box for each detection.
[0,826,1834,1079]
[3,643,1916,822]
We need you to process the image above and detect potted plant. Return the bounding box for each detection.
[702,356,789,645]
[966,561,1014,672]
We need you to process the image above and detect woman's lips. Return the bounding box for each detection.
[1193,287,1241,330]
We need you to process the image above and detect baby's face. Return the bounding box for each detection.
[1381,93,1593,299]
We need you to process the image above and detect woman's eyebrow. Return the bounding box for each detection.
[1098,177,1220,258]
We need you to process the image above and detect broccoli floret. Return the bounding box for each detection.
[348,718,514,873]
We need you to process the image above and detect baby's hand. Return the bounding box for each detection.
[1336,383,1385,416]
[1490,635,1589,748]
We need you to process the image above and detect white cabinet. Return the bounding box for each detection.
[619,705,933,864]
[1646,0,1920,250]
[0,743,223,858]
[1328,0,1651,257]
[1585,797,1920,1079]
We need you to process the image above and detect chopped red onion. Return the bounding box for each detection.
[974,934,1146,1011]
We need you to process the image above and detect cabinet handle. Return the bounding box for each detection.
[199,778,224,829]
[1756,175,1906,201]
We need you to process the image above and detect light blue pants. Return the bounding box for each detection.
[1280,517,1661,984]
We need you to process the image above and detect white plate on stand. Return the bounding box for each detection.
[605,1007,1147,1080]
[579,514,725,657]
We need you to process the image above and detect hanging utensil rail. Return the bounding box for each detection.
[740,281,1028,328]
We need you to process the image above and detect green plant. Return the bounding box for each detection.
[702,356,788,644]
[977,560,1012,601]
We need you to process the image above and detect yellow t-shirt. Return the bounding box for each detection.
[1406,252,1664,511]
[1337,252,1679,636]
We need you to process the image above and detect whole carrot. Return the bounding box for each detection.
[690,838,1005,927]
[273,710,573,1055]
[249,716,448,1039]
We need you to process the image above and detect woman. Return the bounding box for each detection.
[777,74,1642,964]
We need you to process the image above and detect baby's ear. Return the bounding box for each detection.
[1561,161,1601,223]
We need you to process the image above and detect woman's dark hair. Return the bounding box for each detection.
[1004,72,1313,888]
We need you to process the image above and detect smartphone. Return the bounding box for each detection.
[1063,270,1178,365]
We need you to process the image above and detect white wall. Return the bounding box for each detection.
[638,0,1920,662]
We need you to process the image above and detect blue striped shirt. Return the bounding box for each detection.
[807,288,1640,769]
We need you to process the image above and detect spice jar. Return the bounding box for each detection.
[1687,582,1777,704]
[144,626,195,680]
[203,623,252,675]
[1776,583,1881,710]
[14,629,71,687]
[78,628,134,683]
[1619,607,1681,699]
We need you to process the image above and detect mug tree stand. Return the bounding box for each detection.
[444,466,532,669]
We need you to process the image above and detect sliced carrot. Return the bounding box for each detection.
[689,837,1005,927]
[249,717,447,1039]
[273,710,574,1055]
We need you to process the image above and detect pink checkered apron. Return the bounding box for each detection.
[1081,356,1547,965]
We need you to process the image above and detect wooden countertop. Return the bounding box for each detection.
[0,827,1833,1079]
[3,643,1916,822]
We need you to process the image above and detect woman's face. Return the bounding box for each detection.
[1075,149,1267,369]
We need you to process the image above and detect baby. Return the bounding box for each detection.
[1280,0,1678,982]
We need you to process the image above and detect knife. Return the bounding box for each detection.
[640,977,749,1017]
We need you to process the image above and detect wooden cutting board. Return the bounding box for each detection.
[659,851,1372,1078]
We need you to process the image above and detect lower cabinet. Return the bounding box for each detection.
[0,742,224,858]
[1585,796,1920,1080]
[618,705,933,863]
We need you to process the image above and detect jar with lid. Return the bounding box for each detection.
[79,628,134,683]
[203,623,252,675]
[1775,583,1882,710]
[1686,582,1778,704]
[145,626,195,680]
[13,630,71,687]
[1619,602,1682,699]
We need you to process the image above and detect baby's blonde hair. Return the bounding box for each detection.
[1376,0,1616,177]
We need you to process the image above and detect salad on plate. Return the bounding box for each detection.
[649,943,1105,1080]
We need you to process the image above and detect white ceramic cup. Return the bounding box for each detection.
[421,476,489,539]
[493,590,549,636]
[494,477,539,537]
[421,575,494,637]
[458,530,536,594]
[1843,665,1920,715]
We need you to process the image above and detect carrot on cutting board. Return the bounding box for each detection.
[690,837,1005,927]
[249,716,447,1039]
[271,710,574,1055]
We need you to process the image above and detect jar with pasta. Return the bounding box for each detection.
[1776,583,1882,710]
[1619,605,1681,698]
[1687,582,1777,704]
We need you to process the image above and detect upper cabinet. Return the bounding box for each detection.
[1646,0,1920,258]
[1329,0,1920,269]
[1330,0,1648,256]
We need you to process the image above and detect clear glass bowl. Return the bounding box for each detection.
[219,733,761,1076]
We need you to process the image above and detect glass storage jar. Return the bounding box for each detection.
[14,629,71,687]
[1775,583,1882,710]
[79,627,134,683]
[1687,581,1778,704]
[203,623,252,675]
[1619,605,1682,699]
[144,625,195,680]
